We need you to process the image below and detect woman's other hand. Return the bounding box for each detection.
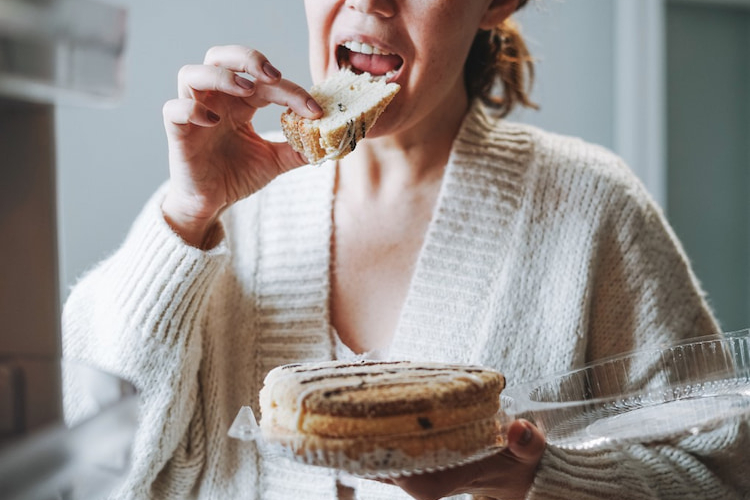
[391,419,545,500]
[161,45,323,247]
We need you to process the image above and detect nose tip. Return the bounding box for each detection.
[345,0,396,18]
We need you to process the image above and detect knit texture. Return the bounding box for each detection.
[62,101,748,499]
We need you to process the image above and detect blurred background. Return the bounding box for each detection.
[0,0,748,494]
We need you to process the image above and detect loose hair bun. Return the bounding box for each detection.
[465,2,538,117]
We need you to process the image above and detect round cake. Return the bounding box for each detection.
[258,360,507,476]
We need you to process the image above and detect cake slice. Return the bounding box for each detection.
[258,360,507,477]
[280,69,400,164]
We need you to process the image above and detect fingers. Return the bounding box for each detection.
[506,419,546,463]
[250,78,324,117]
[163,98,221,128]
[204,45,282,84]
[193,45,322,119]
[177,63,322,120]
[177,64,257,99]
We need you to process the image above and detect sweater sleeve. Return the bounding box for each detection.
[524,172,750,499]
[530,420,750,500]
[525,178,749,499]
[580,177,720,364]
[62,185,229,499]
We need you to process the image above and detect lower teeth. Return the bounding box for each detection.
[338,61,397,81]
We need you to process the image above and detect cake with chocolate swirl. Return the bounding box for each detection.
[258,360,507,476]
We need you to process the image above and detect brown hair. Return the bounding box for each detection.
[465,0,538,117]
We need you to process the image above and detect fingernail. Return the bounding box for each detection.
[263,62,282,80]
[519,423,533,446]
[207,110,220,123]
[234,75,254,90]
[307,98,323,115]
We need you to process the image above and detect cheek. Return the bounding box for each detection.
[415,30,473,85]
[305,20,328,82]
[411,4,479,68]
[304,1,341,83]
[307,31,325,75]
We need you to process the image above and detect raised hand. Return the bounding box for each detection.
[161,45,323,247]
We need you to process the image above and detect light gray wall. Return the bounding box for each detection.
[512,0,615,149]
[55,0,617,299]
[666,2,750,331]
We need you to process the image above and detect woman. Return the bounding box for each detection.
[63,0,748,499]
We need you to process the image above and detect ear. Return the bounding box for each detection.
[479,0,519,30]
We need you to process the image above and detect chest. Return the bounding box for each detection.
[329,194,435,354]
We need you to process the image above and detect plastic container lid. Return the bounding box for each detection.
[502,331,750,450]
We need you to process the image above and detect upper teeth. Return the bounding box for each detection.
[342,40,392,56]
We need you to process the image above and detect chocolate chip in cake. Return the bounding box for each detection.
[417,417,433,430]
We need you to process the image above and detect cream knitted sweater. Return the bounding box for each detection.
[62,101,749,499]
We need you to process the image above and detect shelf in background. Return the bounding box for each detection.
[0,0,127,106]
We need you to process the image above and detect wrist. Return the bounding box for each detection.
[161,195,224,249]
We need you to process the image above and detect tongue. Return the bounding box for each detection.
[349,51,402,76]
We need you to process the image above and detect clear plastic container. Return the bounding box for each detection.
[502,331,750,450]
[229,405,511,478]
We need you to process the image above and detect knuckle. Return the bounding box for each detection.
[177,64,193,83]
[162,99,187,123]
[242,47,266,70]
[243,47,260,60]
[161,102,172,119]
[204,45,221,63]
[163,99,184,115]
[162,99,174,115]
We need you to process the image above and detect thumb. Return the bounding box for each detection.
[506,419,546,463]
[270,141,311,173]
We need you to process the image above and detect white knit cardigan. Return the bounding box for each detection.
[62,101,749,499]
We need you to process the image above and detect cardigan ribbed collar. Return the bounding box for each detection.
[390,102,534,363]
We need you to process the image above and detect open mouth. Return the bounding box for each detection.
[336,41,403,81]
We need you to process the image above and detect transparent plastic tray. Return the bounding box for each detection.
[229,405,510,478]
[502,331,750,450]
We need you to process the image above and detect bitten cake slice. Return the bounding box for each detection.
[280,69,400,164]
[258,360,507,476]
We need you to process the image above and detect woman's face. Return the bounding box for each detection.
[303,0,515,139]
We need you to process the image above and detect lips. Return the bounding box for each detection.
[336,40,403,80]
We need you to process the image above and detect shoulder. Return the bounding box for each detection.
[465,102,646,201]
[502,123,672,251]
[503,124,652,215]
[525,125,660,229]
[524,124,639,193]
[464,104,666,242]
